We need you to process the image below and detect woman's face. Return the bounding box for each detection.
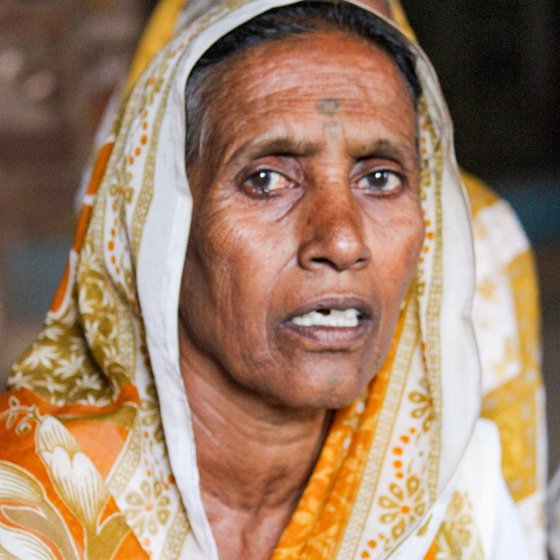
[180,29,423,410]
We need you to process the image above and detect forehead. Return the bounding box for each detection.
[200,29,417,161]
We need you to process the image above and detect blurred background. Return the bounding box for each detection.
[0,1,558,469]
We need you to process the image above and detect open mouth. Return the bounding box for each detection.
[291,307,364,328]
[280,299,373,348]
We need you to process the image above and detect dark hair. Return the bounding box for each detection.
[185,1,421,163]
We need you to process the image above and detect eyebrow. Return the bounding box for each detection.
[226,135,418,167]
[353,138,417,163]
[226,137,320,167]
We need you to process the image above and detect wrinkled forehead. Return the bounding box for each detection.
[194,32,419,172]
[182,0,419,167]
[173,0,448,156]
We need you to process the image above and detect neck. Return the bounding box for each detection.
[189,372,329,510]
[178,327,330,557]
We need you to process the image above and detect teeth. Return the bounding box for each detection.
[292,308,361,328]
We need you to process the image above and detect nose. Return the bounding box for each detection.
[298,184,371,272]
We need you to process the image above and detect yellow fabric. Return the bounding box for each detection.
[125,0,186,95]
[464,171,545,554]
[462,172,500,215]
[482,250,541,502]
[464,172,545,501]
[387,0,416,40]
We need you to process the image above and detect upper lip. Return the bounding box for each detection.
[283,296,373,323]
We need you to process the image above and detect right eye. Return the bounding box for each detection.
[242,170,295,197]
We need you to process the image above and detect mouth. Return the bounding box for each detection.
[280,298,373,348]
[291,307,363,328]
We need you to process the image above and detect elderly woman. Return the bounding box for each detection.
[0,0,544,559]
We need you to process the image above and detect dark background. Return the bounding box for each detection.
[0,0,559,468]
[405,1,560,185]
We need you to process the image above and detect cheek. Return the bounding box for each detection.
[400,208,425,277]
[195,213,298,375]
[368,206,423,359]
[190,209,291,329]
[181,207,242,327]
[369,201,424,299]
[180,213,269,370]
[394,213,425,294]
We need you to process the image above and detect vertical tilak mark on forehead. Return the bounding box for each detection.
[316,98,340,116]
[316,98,341,138]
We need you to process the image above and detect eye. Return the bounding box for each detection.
[354,170,403,196]
[242,169,295,197]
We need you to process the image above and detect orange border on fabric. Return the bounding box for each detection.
[86,142,114,197]
[50,261,71,314]
[50,142,114,313]
[0,384,139,423]
[423,541,438,560]
[113,530,151,558]
[75,141,114,252]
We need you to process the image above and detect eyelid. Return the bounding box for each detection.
[352,168,405,196]
[241,167,298,198]
[237,154,302,191]
[238,154,297,177]
[353,157,406,179]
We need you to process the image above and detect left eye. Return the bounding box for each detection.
[354,170,403,195]
[243,170,294,197]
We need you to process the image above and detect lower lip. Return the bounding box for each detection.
[279,320,372,349]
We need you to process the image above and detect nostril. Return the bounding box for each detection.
[309,254,368,272]
[310,257,332,266]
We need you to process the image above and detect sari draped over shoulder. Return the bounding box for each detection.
[0,0,545,558]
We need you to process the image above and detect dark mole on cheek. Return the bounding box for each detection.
[315,98,340,116]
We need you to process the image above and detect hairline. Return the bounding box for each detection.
[184,3,420,165]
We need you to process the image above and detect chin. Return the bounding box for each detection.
[262,363,376,411]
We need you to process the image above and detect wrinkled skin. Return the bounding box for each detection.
[181,30,422,411]
[179,27,423,560]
